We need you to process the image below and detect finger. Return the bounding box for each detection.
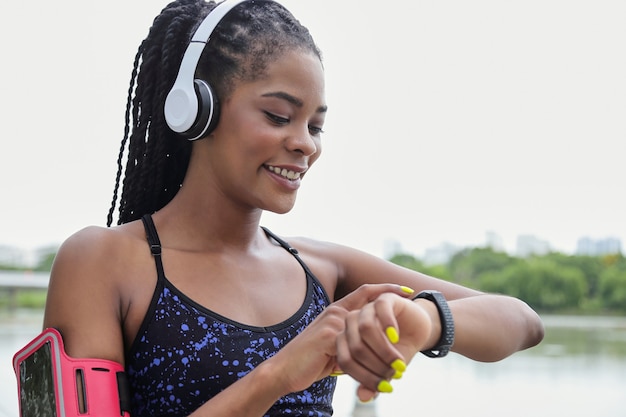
[375,293,404,345]
[333,283,415,311]
[362,296,408,376]
[336,325,388,394]
[356,384,379,403]
[348,308,392,375]
[336,310,400,394]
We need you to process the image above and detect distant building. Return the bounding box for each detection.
[576,237,622,256]
[423,242,461,265]
[0,245,28,267]
[485,231,506,252]
[0,245,54,268]
[516,235,551,258]
[383,239,404,260]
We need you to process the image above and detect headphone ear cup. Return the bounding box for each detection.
[180,79,220,141]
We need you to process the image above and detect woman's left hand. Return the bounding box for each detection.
[335,292,434,402]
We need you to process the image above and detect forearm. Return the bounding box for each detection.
[447,294,544,362]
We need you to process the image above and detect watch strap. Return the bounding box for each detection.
[413,290,455,358]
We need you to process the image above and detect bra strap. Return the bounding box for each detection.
[141,214,166,280]
[261,226,317,280]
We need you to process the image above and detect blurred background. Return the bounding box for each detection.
[1,0,624,416]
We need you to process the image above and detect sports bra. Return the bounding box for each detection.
[125,215,337,416]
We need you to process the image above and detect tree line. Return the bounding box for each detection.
[389,248,626,313]
[0,250,56,272]
[3,246,626,313]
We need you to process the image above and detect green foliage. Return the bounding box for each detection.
[389,253,426,272]
[388,249,626,313]
[479,258,587,311]
[35,251,57,272]
[424,264,452,281]
[527,258,588,310]
[448,247,519,286]
[599,265,626,311]
[389,253,452,281]
[0,289,47,309]
[16,290,48,309]
[542,253,603,298]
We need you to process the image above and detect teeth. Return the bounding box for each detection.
[267,165,301,180]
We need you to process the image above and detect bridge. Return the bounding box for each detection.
[0,270,49,310]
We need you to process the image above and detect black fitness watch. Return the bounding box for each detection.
[412,290,455,358]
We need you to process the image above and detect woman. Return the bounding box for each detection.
[43,0,544,416]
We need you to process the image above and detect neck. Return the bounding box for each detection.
[153,178,265,253]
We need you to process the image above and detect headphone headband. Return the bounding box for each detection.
[164,0,251,140]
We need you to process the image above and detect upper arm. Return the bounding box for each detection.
[43,226,128,364]
[294,237,482,301]
[340,247,482,300]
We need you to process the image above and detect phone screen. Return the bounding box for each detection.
[19,341,57,417]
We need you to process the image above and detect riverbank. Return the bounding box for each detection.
[3,311,626,417]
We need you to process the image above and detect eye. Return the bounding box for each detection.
[263,111,290,126]
[308,125,324,136]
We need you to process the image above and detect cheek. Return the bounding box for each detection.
[243,125,280,156]
[228,115,272,153]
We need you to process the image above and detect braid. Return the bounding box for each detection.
[107,43,143,227]
[108,0,320,226]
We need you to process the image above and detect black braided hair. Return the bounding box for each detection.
[107,0,321,226]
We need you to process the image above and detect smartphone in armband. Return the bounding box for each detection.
[12,328,131,417]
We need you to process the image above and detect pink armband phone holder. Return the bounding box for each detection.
[12,327,131,417]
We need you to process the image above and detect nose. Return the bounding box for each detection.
[287,124,319,157]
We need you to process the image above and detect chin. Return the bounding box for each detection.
[267,205,295,215]
[265,198,297,215]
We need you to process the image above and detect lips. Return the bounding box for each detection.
[265,165,303,181]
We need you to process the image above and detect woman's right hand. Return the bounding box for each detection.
[266,284,414,396]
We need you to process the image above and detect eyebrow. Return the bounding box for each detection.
[261,91,328,114]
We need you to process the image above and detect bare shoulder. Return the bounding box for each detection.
[288,235,397,277]
[50,222,147,286]
[285,235,370,274]
[43,221,149,362]
[277,235,400,299]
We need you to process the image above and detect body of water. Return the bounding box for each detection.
[1,312,625,417]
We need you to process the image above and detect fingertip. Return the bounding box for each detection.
[400,285,415,296]
[356,385,378,403]
[385,326,399,344]
[391,359,406,373]
[377,380,394,393]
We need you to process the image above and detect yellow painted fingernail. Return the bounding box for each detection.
[391,359,407,373]
[377,380,393,393]
[386,327,399,344]
[400,286,415,295]
[330,371,345,377]
[393,370,403,380]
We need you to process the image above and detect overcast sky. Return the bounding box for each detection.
[1,0,624,258]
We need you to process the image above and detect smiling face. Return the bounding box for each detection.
[196,50,326,214]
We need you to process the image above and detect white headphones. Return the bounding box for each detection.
[164,0,251,140]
